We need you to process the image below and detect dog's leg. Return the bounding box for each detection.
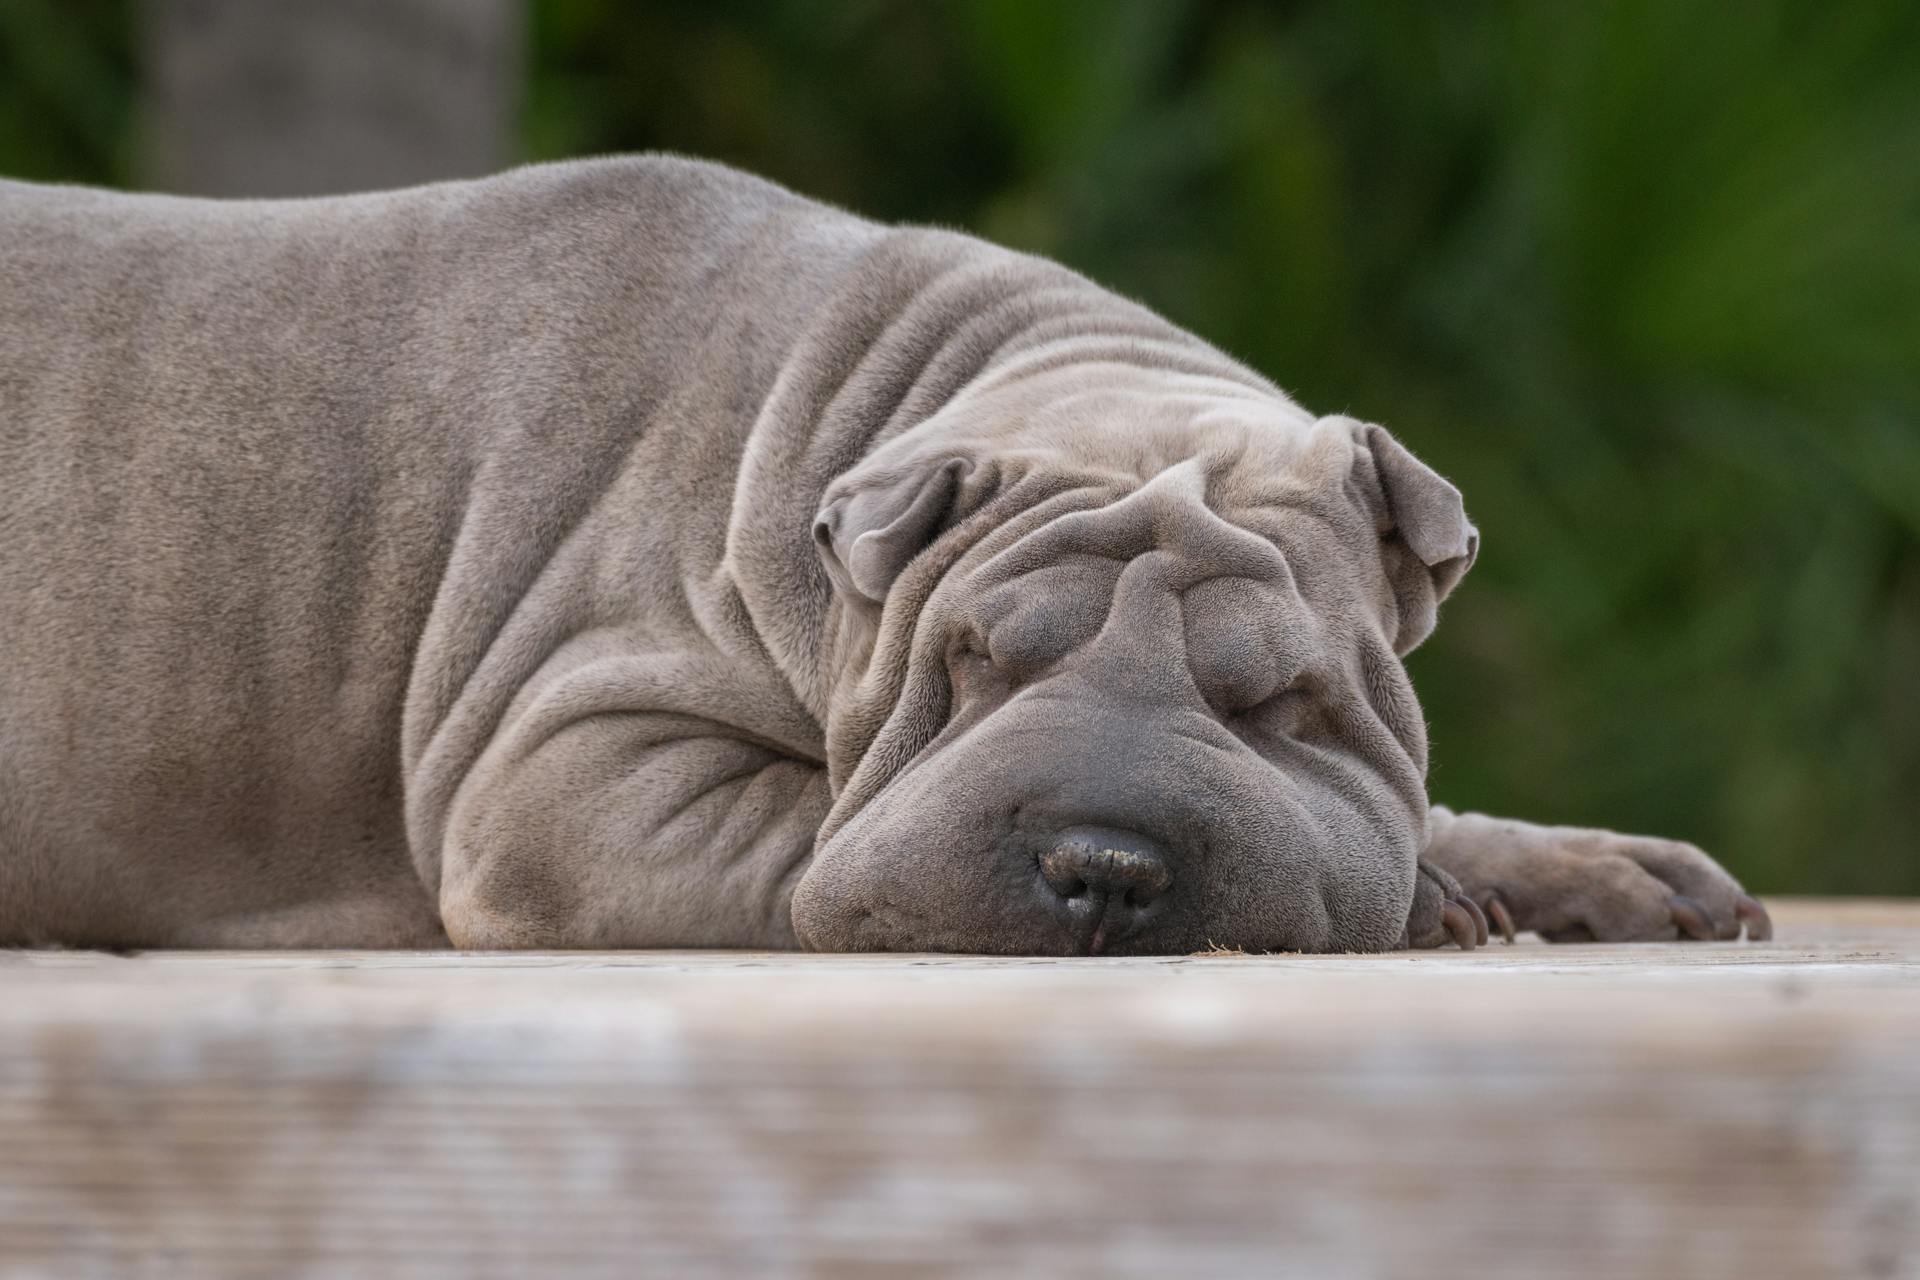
[1417,806,1771,944]
[431,707,829,950]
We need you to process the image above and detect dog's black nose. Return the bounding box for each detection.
[1039,825,1172,951]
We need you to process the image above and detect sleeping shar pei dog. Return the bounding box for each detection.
[1,156,1770,954]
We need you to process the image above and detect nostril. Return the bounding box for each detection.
[1038,846,1085,900]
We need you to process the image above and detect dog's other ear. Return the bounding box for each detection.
[1331,416,1479,655]
[814,457,970,605]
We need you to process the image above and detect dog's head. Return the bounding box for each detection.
[792,364,1475,953]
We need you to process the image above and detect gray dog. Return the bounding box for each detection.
[1,156,1769,954]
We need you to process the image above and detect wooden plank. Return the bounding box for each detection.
[2,898,1916,1278]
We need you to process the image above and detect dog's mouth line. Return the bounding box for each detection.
[1054,878,1164,957]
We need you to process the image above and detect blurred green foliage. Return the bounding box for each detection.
[7,1,1916,892]
[0,0,135,183]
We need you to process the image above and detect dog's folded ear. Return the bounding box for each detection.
[814,457,971,605]
[1331,416,1479,655]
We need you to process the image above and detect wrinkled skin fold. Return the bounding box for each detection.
[0,156,1767,952]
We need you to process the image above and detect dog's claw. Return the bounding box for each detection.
[1440,900,1479,950]
[1482,892,1517,944]
[1453,894,1489,947]
[1736,894,1773,942]
[1669,894,1717,940]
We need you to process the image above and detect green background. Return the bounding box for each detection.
[5,0,1915,893]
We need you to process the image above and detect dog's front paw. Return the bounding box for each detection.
[1423,810,1772,944]
[1399,857,1489,950]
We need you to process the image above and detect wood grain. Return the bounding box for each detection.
[2,897,1916,1279]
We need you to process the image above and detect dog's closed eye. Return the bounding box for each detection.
[1227,675,1320,740]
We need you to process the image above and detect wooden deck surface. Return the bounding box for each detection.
[3,897,1917,1278]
